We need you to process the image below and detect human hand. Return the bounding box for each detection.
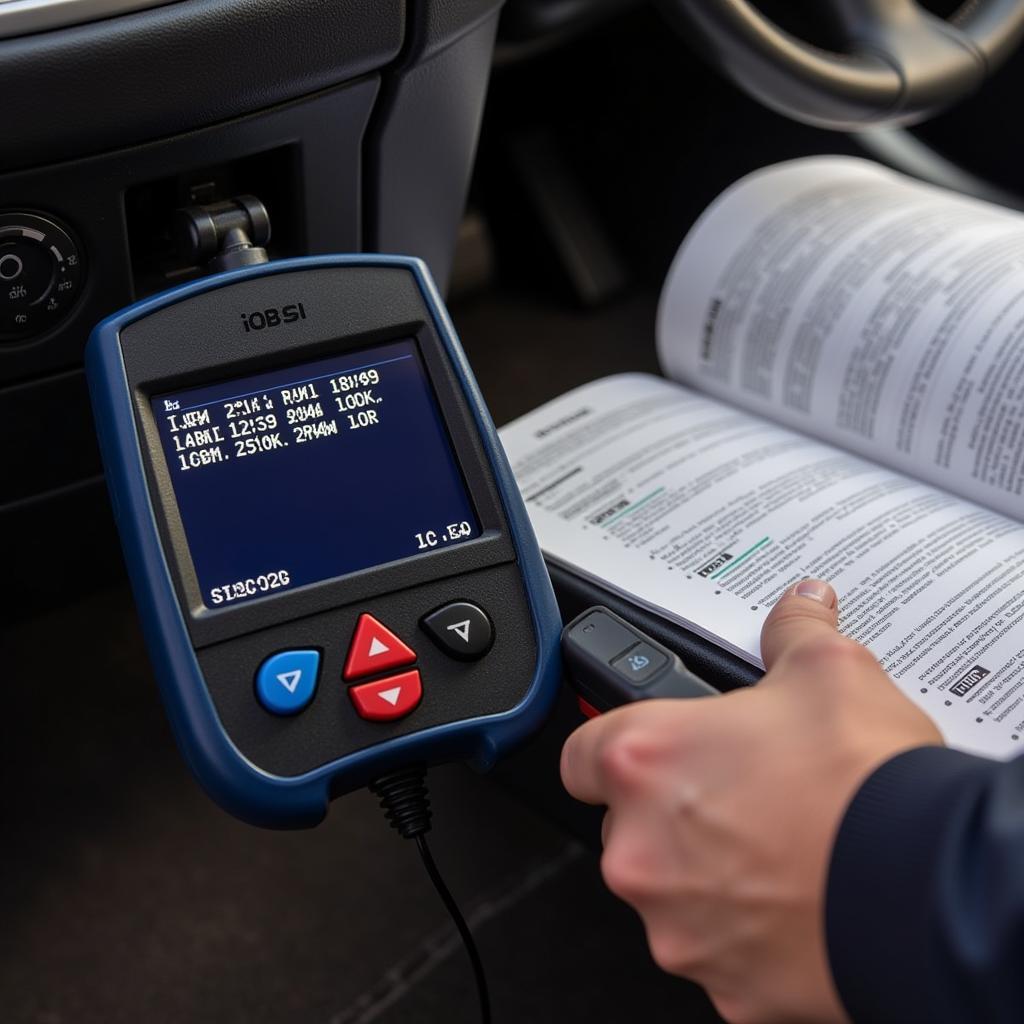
[560,580,943,1024]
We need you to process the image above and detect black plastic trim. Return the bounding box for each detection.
[0,0,402,173]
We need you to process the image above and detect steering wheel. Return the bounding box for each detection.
[657,0,1024,129]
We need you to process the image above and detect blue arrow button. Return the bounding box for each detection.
[255,649,320,715]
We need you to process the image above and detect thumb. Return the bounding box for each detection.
[760,579,839,671]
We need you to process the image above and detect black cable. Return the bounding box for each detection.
[370,767,492,1024]
[415,832,492,1024]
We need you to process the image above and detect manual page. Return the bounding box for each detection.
[500,374,1024,759]
[658,157,1024,520]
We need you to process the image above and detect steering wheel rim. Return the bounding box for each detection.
[657,0,1024,129]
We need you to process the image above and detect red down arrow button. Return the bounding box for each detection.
[349,670,423,722]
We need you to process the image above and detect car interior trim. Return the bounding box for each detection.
[0,0,177,40]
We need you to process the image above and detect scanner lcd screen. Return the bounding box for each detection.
[151,338,480,609]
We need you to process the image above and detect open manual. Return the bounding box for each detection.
[499,156,1024,760]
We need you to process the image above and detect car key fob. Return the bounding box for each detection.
[562,606,718,717]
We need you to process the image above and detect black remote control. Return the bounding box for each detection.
[561,607,718,717]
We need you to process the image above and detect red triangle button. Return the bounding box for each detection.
[350,670,422,722]
[343,614,416,680]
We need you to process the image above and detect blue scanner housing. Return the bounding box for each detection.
[86,255,561,829]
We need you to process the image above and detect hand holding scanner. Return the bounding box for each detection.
[562,606,718,716]
[86,256,561,828]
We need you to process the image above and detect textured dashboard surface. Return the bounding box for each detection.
[0,0,402,171]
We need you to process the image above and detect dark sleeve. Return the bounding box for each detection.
[826,746,1024,1023]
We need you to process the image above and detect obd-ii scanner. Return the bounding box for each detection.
[86,253,562,1021]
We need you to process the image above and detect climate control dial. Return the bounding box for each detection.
[0,212,84,342]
